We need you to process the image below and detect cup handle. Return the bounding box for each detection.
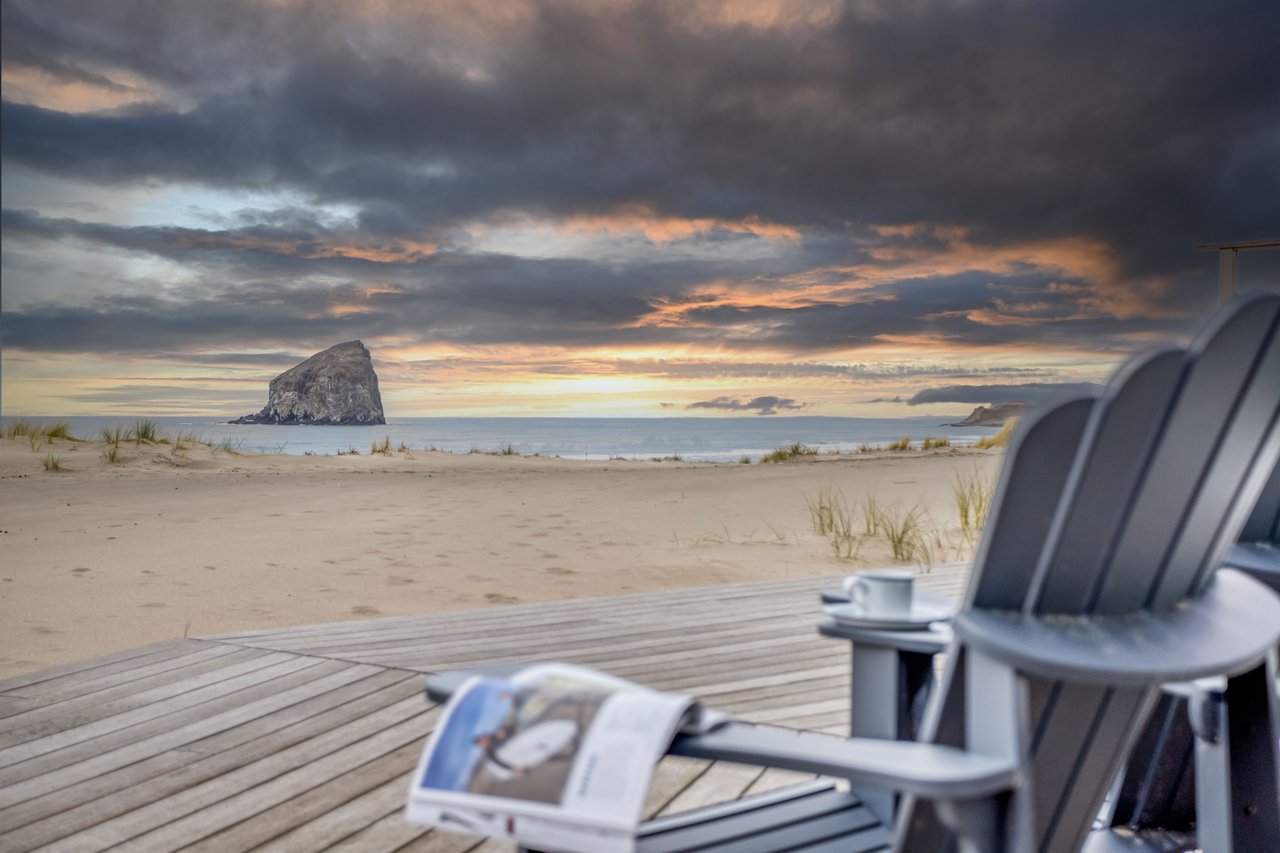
[842,577,867,609]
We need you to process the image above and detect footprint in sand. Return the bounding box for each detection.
[484,592,520,604]
[350,605,382,616]
[203,565,217,571]
[71,567,91,575]
[543,567,576,576]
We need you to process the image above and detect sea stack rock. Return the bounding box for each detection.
[951,401,1025,427]
[232,341,385,425]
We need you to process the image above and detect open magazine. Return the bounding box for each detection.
[406,663,726,853]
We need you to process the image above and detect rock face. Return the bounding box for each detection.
[952,401,1025,427]
[232,341,385,425]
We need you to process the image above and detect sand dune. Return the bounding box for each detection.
[0,435,1001,678]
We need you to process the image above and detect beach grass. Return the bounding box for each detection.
[170,431,200,455]
[922,437,950,450]
[953,466,995,541]
[214,436,242,454]
[44,421,73,441]
[132,418,160,445]
[875,501,929,562]
[42,453,62,471]
[975,420,1016,449]
[5,418,38,439]
[805,485,865,561]
[371,435,392,456]
[499,444,519,456]
[886,436,912,451]
[761,442,817,463]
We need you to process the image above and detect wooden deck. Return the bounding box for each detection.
[0,566,967,852]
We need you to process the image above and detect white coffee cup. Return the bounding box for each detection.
[842,569,914,617]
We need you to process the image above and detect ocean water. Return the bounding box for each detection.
[7,415,996,462]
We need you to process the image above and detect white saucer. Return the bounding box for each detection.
[823,599,955,630]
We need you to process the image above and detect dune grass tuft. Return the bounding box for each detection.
[43,421,73,441]
[952,467,995,542]
[921,436,950,450]
[975,419,1017,449]
[761,442,817,463]
[371,435,392,456]
[804,485,865,561]
[171,431,200,455]
[886,436,912,452]
[875,501,930,563]
[5,418,38,439]
[42,453,63,471]
[499,443,519,456]
[132,418,160,445]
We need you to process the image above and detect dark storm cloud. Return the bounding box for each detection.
[906,383,1105,406]
[4,0,1278,279]
[4,0,1278,385]
[686,395,806,416]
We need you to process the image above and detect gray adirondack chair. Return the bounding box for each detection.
[427,292,1280,852]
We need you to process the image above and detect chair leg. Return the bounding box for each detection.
[1193,650,1280,852]
[1224,651,1280,850]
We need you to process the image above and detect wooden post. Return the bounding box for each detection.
[1195,240,1280,305]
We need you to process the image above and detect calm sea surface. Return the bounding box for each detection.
[7,415,995,462]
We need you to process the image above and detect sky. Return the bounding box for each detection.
[2,0,1278,419]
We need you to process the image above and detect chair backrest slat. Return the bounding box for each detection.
[1093,293,1280,613]
[1162,331,1280,605]
[1029,348,1187,614]
[965,398,1095,611]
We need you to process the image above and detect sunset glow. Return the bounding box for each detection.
[3,0,1277,418]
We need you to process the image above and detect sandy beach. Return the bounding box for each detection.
[0,434,1001,679]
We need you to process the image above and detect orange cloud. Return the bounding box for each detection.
[166,229,437,263]
[557,205,802,244]
[856,225,1175,318]
[1,62,161,113]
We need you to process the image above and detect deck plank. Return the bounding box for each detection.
[0,664,399,834]
[0,568,964,851]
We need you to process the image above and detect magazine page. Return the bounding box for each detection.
[511,663,728,734]
[406,665,693,852]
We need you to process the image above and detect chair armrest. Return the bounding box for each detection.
[669,721,1016,800]
[1226,542,1280,593]
[955,569,1280,686]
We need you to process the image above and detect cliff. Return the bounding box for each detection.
[232,341,385,425]
[951,401,1025,427]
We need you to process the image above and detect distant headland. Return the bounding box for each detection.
[950,401,1025,427]
[232,340,386,425]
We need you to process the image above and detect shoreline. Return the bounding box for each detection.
[0,435,1001,679]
